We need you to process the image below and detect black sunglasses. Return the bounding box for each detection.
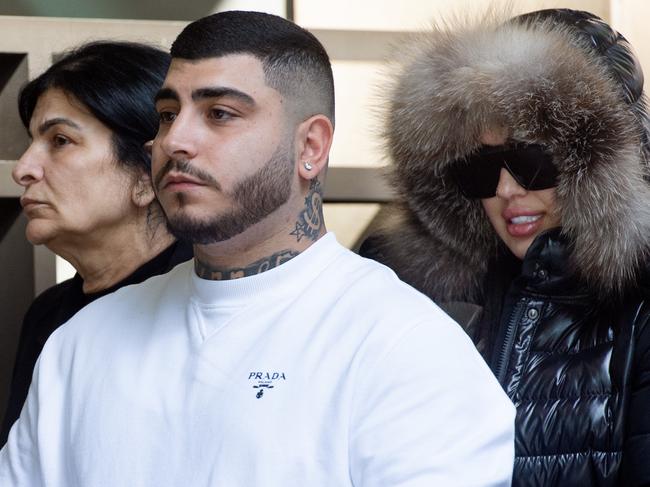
[450,143,559,199]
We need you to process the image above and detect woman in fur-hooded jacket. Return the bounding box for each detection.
[362,9,650,487]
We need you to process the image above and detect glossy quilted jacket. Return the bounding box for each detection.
[483,233,649,486]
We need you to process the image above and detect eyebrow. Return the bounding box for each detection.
[154,86,256,108]
[192,87,256,107]
[154,87,179,104]
[33,117,82,137]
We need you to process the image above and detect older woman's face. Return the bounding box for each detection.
[479,130,561,260]
[12,89,135,248]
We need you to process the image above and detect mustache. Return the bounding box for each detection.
[154,159,221,191]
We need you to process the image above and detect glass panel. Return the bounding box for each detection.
[0,54,29,160]
[323,203,382,250]
[330,61,385,168]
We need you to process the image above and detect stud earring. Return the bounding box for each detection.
[303,161,313,171]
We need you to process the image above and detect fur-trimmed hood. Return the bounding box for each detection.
[370,14,650,302]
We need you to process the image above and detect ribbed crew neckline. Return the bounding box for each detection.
[189,232,342,306]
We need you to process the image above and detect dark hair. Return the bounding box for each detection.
[514,9,650,158]
[171,10,335,125]
[18,41,171,175]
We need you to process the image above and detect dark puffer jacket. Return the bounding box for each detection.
[480,230,650,486]
[364,229,650,486]
[362,10,650,487]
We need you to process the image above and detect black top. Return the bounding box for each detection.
[474,230,650,486]
[0,240,193,445]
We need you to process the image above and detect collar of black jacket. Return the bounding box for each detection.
[518,228,586,296]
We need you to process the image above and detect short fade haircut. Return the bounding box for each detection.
[19,41,170,176]
[170,10,335,126]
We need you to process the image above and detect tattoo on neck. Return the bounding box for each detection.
[194,249,300,280]
[290,178,324,242]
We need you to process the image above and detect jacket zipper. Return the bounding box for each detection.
[494,297,526,385]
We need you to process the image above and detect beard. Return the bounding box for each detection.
[164,138,295,244]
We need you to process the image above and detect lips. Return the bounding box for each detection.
[21,200,51,218]
[503,208,545,238]
[161,173,206,191]
[20,197,49,211]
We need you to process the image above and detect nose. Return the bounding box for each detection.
[12,144,44,187]
[156,111,199,161]
[494,167,526,199]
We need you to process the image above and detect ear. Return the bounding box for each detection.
[143,140,153,156]
[131,171,156,208]
[296,114,334,180]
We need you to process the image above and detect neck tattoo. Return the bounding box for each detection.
[290,178,324,242]
[194,249,300,280]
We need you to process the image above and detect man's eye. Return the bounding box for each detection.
[159,111,177,123]
[209,109,233,121]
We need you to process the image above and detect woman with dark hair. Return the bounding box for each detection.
[1,41,192,444]
[363,9,650,486]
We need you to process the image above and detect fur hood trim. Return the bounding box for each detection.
[376,14,650,301]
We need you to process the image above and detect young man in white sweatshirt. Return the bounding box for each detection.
[0,10,515,487]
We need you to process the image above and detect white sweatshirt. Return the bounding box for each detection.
[0,233,514,486]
